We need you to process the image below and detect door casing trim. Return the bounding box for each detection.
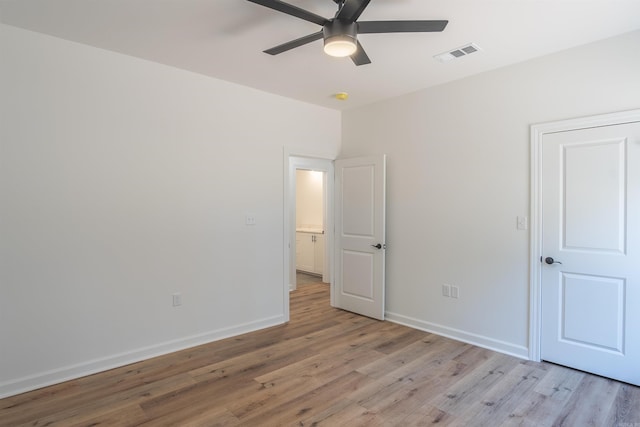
[529,108,640,361]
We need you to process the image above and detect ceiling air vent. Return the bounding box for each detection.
[434,43,481,63]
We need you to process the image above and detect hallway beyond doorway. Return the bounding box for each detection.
[296,271,326,286]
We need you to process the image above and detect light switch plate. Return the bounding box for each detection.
[451,285,459,299]
[442,284,451,297]
[517,216,528,230]
[172,293,182,307]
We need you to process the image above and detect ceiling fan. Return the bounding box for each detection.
[247,0,448,65]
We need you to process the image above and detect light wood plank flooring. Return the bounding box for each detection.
[2,280,639,426]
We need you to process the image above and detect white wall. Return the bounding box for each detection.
[0,24,340,397]
[295,170,324,230]
[341,30,640,357]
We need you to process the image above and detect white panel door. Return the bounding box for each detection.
[541,122,640,385]
[334,155,386,320]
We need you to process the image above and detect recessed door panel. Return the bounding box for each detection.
[342,166,374,237]
[563,139,626,253]
[342,250,374,300]
[561,273,624,353]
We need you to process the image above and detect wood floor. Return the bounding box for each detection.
[2,281,639,426]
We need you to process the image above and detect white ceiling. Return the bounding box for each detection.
[2,0,640,110]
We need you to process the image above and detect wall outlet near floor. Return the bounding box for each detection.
[442,284,451,297]
[172,293,182,307]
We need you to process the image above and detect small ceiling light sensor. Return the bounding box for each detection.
[335,92,349,101]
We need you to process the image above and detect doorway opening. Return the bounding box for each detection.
[294,169,328,287]
[283,154,334,322]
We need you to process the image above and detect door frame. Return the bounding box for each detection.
[529,108,640,361]
[283,148,335,322]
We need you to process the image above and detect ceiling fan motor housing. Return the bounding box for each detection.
[323,20,358,57]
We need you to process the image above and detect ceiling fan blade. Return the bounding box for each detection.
[350,41,371,66]
[264,31,324,55]
[337,0,371,22]
[358,20,448,34]
[247,0,328,26]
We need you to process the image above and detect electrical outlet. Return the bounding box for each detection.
[172,293,182,307]
[245,214,256,225]
[451,285,459,299]
[442,284,451,297]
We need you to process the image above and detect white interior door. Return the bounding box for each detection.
[541,121,640,385]
[334,155,386,320]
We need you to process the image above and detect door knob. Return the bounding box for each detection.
[371,243,382,249]
[544,257,562,265]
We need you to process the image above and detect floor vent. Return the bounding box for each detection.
[434,43,481,63]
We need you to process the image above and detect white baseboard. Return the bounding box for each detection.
[385,311,529,360]
[0,314,285,399]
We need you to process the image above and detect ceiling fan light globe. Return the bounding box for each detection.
[324,37,357,57]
